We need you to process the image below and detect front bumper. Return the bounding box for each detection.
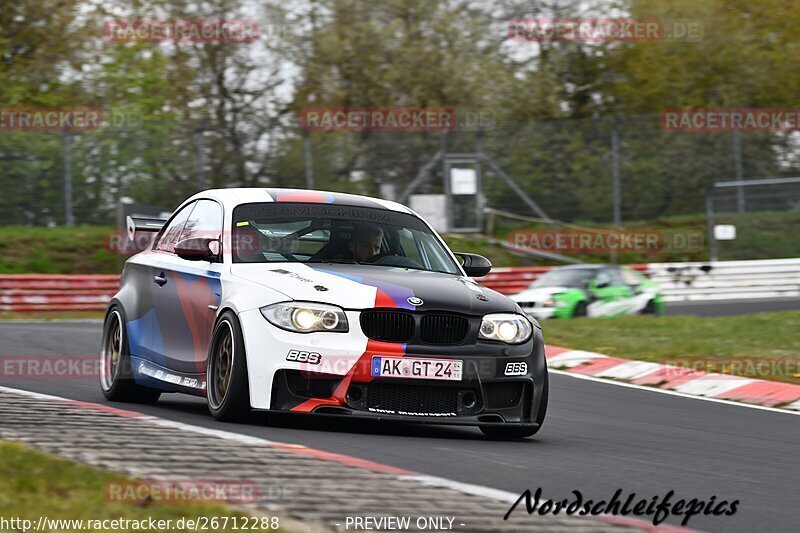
[240,307,547,427]
[268,337,547,427]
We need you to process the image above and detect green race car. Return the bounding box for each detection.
[511,264,664,319]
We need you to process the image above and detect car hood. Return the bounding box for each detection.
[511,286,575,302]
[230,262,518,314]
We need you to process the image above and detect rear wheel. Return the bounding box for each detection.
[480,369,548,440]
[100,307,161,404]
[207,311,252,422]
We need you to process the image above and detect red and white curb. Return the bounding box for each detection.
[546,346,800,413]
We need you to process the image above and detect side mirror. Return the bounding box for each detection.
[175,238,220,262]
[594,280,610,289]
[455,252,492,277]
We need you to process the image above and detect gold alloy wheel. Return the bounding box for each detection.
[100,311,122,390]
[209,321,234,409]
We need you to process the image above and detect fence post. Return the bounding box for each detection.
[706,189,718,261]
[441,131,452,232]
[303,130,314,189]
[195,117,208,191]
[733,130,745,212]
[611,115,621,226]
[62,130,74,226]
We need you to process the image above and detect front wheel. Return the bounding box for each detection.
[572,301,588,318]
[207,311,252,422]
[641,299,661,316]
[100,307,161,404]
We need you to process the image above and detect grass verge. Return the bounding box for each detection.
[1,210,799,273]
[0,441,267,532]
[543,311,800,385]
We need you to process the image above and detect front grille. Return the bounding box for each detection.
[365,383,459,415]
[420,314,469,344]
[360,311,414,342]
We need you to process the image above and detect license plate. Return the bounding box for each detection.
[371,357,463,381]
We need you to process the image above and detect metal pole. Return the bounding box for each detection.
[441,131,451,232]
[481,156,552,222]
[611,115,621,226]
[303,130,314,189]
[62,131,74,226]
[706,189,717,262]
[733,130,744,212]
[196,117,208,190]
[398,149,443,203]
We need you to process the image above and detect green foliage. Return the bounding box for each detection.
[2,0,800,236]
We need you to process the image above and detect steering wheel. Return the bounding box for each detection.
[364,252,394,263]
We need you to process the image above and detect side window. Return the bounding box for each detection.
[594,270,614,287]
[398,228,423,263]
[606,268,627,286]
[620,267,644,286]
[154,202,195,253]
[180,199,223,241]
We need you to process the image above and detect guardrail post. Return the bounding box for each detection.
[705,190,717,262]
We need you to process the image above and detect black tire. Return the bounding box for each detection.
[100,307,161,404]
[641,299,657,315]
[573,301,588,318]
[207,311,252,422]
[480,369,549,440]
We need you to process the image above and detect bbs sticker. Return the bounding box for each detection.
[504,362,527,376]
[286,350,321,365]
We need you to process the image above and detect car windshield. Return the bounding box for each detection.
[231,202,461,275]
[532,268,597,288]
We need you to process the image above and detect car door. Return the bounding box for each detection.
[587,268,635,317]
[126,201,195,364]
[150,199,224,376]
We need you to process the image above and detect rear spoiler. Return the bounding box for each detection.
[126,215,168,242]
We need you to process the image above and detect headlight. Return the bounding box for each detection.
[260,302,349,333]
[479,313,533,344]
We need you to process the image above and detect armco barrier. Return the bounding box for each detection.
[1,258,799,312]
[644,258,800,302]
[0,274,119,312]
[482,259,800,301]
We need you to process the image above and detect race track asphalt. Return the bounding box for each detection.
[665,296,800,316]
[0,321,798,533]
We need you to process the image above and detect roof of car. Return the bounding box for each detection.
[188,187,413,214]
